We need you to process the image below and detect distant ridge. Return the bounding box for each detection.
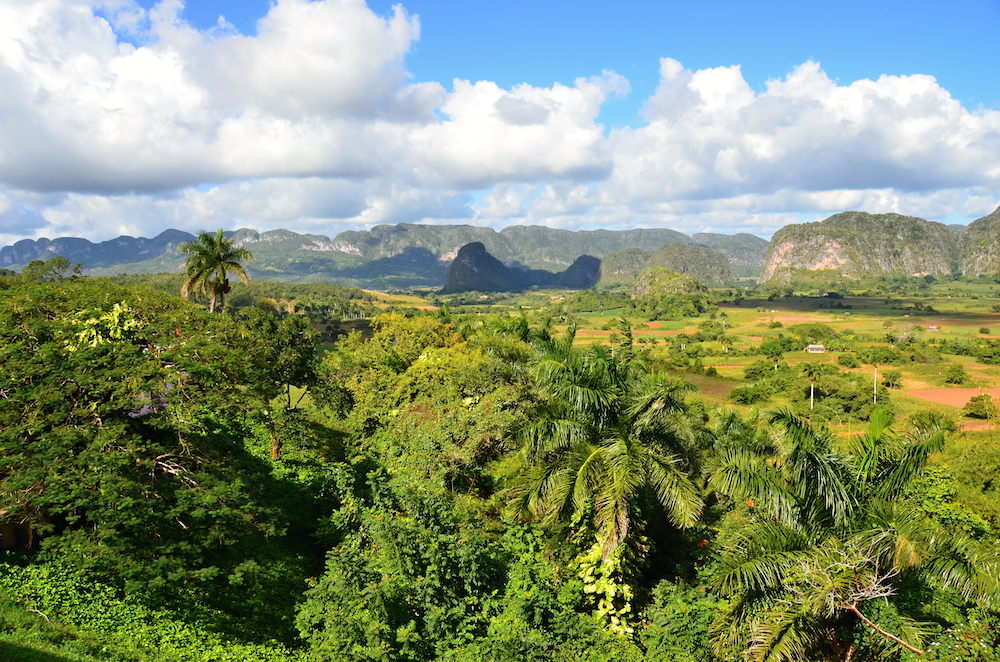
[1,223,768,288]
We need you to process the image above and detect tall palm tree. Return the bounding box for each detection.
[508,319,705,558]
[801,362,824,410]
[178,229,253,313]
[708,408,999,662]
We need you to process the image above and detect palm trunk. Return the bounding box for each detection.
[209,289,218,313]
[810,381,814,409]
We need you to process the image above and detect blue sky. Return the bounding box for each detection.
[1,0,998,245]
[171,0,1000,122]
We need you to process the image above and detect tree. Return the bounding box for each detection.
[236,308,321,460]
[509,319,704,559]
[178,229,253,313]
[761,339,786,371]
[21,255,82,282]
[801,362,824,410]
[708,409,999,662]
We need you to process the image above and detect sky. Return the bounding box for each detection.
[1,0,998,248]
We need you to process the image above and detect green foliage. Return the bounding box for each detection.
[905,467,995,538]
[945,363,970,384]
[641,574,722,662]
[0,278,306,626]
[838,352,860,368]
[882,368,903,388]
[65,302,145,352]
[21,256,83,283]
[178,229,253,312]
[962,394,998,419]
[709,409,998,662]
[509,320,706,559]
[0,562,302,661]
[297,468,506,660]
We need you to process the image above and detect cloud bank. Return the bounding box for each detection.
[0,0,997,246]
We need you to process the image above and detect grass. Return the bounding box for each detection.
[0,597,128,662]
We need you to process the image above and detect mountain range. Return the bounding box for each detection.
[1,223,765,289]
[5,205,1000,290]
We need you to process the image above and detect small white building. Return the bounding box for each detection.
[804,344,826,353]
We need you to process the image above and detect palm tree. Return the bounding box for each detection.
[508,319,705,558]
[801,362,824,410]
[178,229,253,313]
[708,409,999,662]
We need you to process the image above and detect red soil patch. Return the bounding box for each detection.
[647,322,660,329]
[961,420,995,432]
[414,305,441,310]
[908,388,994,408]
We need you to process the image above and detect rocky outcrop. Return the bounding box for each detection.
[960,205,1000,277]
[440,243,600,293]
[759,212,961,283]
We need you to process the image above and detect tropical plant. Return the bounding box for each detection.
[178,229,253,312]
[508,319,705,559]
[801,362,824,410]
[708,408,999,662]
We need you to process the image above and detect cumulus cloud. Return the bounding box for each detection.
[0,1,998,247]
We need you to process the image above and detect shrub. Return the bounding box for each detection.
[980,327,991,334]
[730,383,772,404]
[837,353,859,368]
[944,363,969,385]
[962,394,998,419]
[768,321,783,329]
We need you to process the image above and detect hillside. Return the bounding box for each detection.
[2,223,753,289]
[760,211,961,283]
[599,243,732,287]
[440,242,600,293]
[690,232,769,265]
[960,205,1000,276]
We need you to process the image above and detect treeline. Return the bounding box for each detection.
[0,274,998,661]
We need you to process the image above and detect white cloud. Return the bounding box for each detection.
[0,2,998,248]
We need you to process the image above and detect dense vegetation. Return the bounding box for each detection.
[1,263,998,662]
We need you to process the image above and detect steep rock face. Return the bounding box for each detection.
[440,243,600,293]
[599,243,731,287]
[441,243,516,293]
[760,212,961,283]
[960,205,1000,276]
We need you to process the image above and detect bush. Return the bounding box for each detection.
[837,353,860,368]
[944,363,969,385]
[980,327,991,334]
[962,394,998,419]
[730,383,772,404]
[768,321,783,329]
